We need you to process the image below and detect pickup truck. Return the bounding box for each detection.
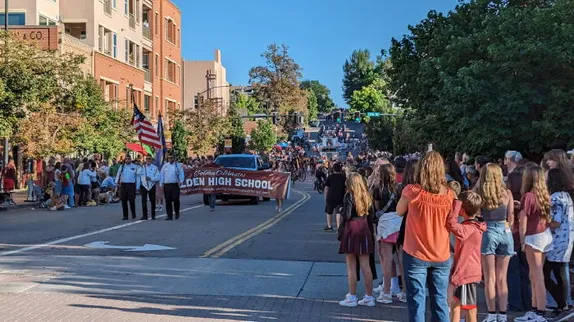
[202,154,271,206]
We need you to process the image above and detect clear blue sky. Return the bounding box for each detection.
[172,0,460,107]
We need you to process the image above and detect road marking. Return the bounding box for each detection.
[84,241,176,252]
[201,191,310,258]
[0,205,203,257]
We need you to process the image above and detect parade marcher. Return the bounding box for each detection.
[160,152,184,220]
[138,155,161,220]
[116,154,139,220]
[324,162,346,231]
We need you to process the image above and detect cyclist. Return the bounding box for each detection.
[314,164,327,191]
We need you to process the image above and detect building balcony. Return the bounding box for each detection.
[144,68,151,82]
[129,14,135,29]
[104,0,112,15]
[143,25,151,39]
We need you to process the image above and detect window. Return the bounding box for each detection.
[39,14,57,26]
[177,28,181,47]
[124,39,139,67]
[165,18,176,44]
[155,54,159,77]
[0,13,26,26]
[144,95,151,113]
[155,96,159,116]
[154,13,158,35]
[100,79,119,109]
[113,33,117,58]
[176,65,181,85]
[98,25,114,56]
[165,59,176,83]
[112,0,117,9]
[165,99,176,113]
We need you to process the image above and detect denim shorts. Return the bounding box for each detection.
[481,221,515,256]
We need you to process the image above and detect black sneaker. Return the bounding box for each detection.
[323,226,333,232]
[549,309,574,322]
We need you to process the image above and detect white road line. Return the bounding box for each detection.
[0,205,204,257]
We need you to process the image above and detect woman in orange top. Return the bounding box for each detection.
[396,151,456,322]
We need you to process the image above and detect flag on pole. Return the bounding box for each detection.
[154,113,167,167]
[132,103,162,149]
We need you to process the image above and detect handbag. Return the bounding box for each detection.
[376,193,396,219]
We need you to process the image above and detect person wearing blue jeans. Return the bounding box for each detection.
[209,193,216,212]
[403,251,452,322]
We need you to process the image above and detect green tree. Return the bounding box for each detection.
[348,79,390,114]
[306,90,319,121]
[234,93,261,115]
[300,80,335,113]
[171,120,188,159]
[249,44,307,121]
[387,0,574,158]
[250,120,277,153]
[228,101,246,154]
[183,98,230,156]
[342,49,377,104]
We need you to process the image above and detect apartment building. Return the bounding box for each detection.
[183,49,230,115]
[0,0,183,121]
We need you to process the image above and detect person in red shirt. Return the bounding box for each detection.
[448,191,487,322]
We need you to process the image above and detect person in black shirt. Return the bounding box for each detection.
[324,162,346,231]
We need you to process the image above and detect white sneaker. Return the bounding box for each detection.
[339,294,358,307]
[376,292,393,304]
[64,205,71,209]
[373,283,383,294]
[497,314,507,322]
[358,295,375,307]
[396,292,407,303]
[514,311,539,321]
[482,313,497,322]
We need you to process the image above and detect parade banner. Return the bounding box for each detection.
[180,166,291,199]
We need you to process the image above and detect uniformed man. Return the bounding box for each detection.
[115,154,140,220]
[137,155,161,220]
[160,152,184,220]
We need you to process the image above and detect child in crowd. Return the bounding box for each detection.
[448,191,487,322]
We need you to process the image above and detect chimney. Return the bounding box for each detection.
[215,49,221,64]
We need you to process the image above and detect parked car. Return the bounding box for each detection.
[203,154,271,206]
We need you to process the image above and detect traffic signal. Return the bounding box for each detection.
[333,111,341,123]
[354,112,361,123]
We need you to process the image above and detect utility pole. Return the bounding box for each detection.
[4,0,8,31]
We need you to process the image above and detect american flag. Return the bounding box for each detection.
[132,103,162,149]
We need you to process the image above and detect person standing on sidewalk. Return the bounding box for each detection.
[116,155,139,220]
[160,152,184,220]
[137,155,161,220]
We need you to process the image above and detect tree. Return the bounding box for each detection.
[3,32,132,158]
[306,90,319,121]
[171,120,188,159]
[342,49,377,104]
[300,80,335,113]
[234,93,261,115]
[249,44,307,119]
[249,120,277,153]
[228,100,246,154]
[183,98,230,156]
[348,79,390,114]
[387,0,574,158]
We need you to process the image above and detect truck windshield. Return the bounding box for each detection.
[215,157,256,169]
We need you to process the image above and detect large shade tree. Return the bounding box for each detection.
[300,80,335,114]
[387,0,574,158]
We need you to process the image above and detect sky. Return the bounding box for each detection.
[172,0,460,107]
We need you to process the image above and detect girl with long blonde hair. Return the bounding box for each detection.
[477,163,515,322]
[338,172,377,308]
[516,166,552,322]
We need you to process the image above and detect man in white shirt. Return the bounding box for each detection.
[138,155,161,220]
[160,152,185,220]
